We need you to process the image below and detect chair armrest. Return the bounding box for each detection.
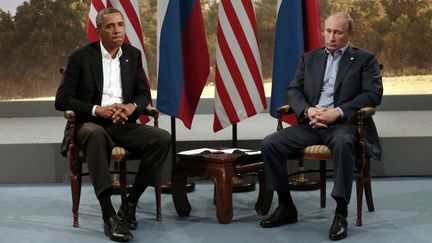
[276,105,294,131]
[357,107,376,119]
[144,105,159,118]
[64,110,76,122]
[276,105,293,117]
[355,107,376,172]
[143,105,160,128]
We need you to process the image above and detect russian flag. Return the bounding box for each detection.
[156,0,210,129]
[270,0,322,123]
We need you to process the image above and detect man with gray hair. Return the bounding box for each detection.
[260,12,383,240]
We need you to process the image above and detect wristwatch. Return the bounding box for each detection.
[303,107,309,118]
[299,106,309,122]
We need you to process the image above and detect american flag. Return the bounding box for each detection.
[87,0,151,123]
[213,0,266,132]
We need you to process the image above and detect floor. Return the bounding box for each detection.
[1,177,431,243]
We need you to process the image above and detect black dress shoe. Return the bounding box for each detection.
[104,215,133,242]
[260,204,298,228]
[118,202,138,230]
[329,214,348,241]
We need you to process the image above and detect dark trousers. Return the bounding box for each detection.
[261,122,357,203]
[76,122,171,197]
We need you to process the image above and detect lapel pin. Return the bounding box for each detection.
[125,59,129,62]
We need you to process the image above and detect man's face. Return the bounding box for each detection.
[324,15,352,54]
[96,12,125,51]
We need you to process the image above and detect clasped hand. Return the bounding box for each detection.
[95,103,136,124]
[307,106,341,129]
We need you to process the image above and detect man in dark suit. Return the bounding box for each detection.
[55,8,170,242]
[260,12,383,241]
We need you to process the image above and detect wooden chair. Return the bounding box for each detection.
[276,105,376,226]
[59,68,162,227]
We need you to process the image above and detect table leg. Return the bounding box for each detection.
[171,167,191,217]
[213,167,234,224]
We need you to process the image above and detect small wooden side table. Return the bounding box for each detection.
[171,152,273,224]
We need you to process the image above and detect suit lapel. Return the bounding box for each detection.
[312,49,328,105]
[334,46,355,92]
[90,42,103,98]
[120,45,131,102]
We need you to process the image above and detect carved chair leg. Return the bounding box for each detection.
[319,160,326,208]
[155,181,162,221]
[364,159,375,212]
[356,174,364,226]
[364,179,374,212]
[70,174,82,228]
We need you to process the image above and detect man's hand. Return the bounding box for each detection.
[308,107,341,129]
[308,107,328,128]
[95,105,115,120]
[317,108,341,125]
[110,103,137,124]
[95,103,137,124]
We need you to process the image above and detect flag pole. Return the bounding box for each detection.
[171,117,176,168]
[160,116,195,193]
[231,123,256,192]
[232,124,237,148]
[160,117,176,193]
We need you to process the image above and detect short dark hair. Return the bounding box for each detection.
[95,8,123,29]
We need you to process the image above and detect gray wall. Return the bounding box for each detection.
[0,95,431,183]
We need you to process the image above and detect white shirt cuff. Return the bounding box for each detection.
[92,105,98,117]
[336,107,344,119]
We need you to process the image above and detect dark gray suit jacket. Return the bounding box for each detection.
[286,46,383,160]
[55,41,150,155]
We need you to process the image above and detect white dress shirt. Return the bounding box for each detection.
[92,42,123,116]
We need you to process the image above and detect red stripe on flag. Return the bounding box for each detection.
[215,66,240,125]
[242,0,259,43]
[87,0,106,42]
[217,26,256,117]
[213,110,223,132]
[221,1,266,106]
[92,0,106,12]
[119,0,145,50]
[86,20,99,42]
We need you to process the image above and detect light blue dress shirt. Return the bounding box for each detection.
[317,44,348,117]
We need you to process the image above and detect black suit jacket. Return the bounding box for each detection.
[286,46,383,160]
[55,41,150,155]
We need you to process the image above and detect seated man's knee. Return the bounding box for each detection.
[261,134,276,151]
[332,134,356,150]
[78,123,107,141]
[158,129,171,146]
